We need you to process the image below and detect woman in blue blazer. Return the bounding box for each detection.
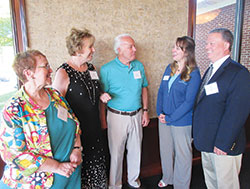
[156,36,201,189]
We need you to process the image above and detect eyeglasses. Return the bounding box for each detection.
[38,64,51,70]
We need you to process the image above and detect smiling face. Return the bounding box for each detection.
[77,37,95,63]
[172,43,186,63]
[118,36,136,64]
[31,55,53,87]
[206,32,230,63]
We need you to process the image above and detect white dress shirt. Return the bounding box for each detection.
[209,55,230,80]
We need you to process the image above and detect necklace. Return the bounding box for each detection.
[176,62,184,73]
[78,69,96,105]
[176,67,182,73]
[65,63,97,105]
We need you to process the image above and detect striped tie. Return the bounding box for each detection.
[196,64,213,102]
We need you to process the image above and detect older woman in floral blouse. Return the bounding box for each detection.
[0,50,82,189]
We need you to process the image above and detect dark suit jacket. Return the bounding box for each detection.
[193,57,250,155]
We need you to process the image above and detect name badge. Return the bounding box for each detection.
[205,82,219,96]
[57,105,68,122]
[163,75,170,81]
[89,71,99,80]
[133,71,141,79]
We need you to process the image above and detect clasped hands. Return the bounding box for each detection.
[56,148,82,178]
[158,113,166,124]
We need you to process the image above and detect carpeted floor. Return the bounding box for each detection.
[122,151,250,189]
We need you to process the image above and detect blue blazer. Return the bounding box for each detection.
[193,57,250,155]
[156,64,201,126]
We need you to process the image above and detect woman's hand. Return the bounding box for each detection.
[100,93,112,103]
[70,148,82,165]
[55,162,77,178]
[38,158,77,178]
[158,113,166,123]
[70,134,82,165]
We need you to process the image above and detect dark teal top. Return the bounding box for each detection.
[45,97,81,189]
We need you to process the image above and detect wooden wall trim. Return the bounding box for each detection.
[10,0,28,53]
[188,0,196,38]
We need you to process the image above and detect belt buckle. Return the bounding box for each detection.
[109,107,140,116]
[130,111,136,116]
[120,110,133,116]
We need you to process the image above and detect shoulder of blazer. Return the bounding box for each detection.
[191,67,201,75]
[225,58,248,73]
[217,57,247,76]
[163,64,172,76]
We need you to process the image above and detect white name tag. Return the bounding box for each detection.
[163,75,170,81]
[57,105,68,122]
[133,71,141,79]
[89,71,99,80]
[205,82,219,96]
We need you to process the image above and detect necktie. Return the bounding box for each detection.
[196,64,213,102]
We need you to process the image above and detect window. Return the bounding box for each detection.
[0,0,17,115]
[240,0,250,71]
[189,0,249,75]
[0,0,27,117]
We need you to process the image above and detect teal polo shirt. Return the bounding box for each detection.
[100,57,148,111]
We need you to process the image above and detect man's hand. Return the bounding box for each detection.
[142,111,150,127]
[214,146,227,155]
[100,93,112,103]
[158,113,166,124]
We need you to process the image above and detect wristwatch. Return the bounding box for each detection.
[73,146,83,151]
[143,108,148,112]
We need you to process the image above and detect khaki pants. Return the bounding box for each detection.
[201,152,242,189]
[107,110,142,189]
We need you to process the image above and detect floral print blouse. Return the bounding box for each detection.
[0,86,80,189]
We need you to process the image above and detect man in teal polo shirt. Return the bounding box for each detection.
[100,34,149,189]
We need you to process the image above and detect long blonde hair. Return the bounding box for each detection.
[170,36,197,82]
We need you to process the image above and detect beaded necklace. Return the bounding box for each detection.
[77,69,96,105]
[65,63,98,106]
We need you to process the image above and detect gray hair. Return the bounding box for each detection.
[114,33,132,54]
[209,28,234,51]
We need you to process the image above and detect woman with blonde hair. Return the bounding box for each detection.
[156,36,201,189]
[53,28,107,188]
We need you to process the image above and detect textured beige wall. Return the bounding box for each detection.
[25,0,189,117]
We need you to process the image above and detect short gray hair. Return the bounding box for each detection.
[209,28,234,51]
[114,33,132,54]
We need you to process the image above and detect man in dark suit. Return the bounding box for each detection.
[193,28,250,189]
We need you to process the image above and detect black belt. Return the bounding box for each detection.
[107,107,141,116]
